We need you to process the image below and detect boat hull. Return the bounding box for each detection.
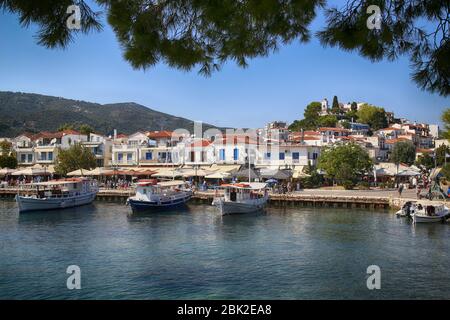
[413,213,449,223]
[128,194,192,212]
[16,192,97,213]
[214,199,267,215]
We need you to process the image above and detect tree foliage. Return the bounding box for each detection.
[55,143,96,176]
[331,95,340,114]
[317,115,338,128]
[0,154,18,169]
[356,104,388,131]
[415,153,435,171]
[2,0,448,95]
[79,124,94,136]
[442,109,450,141]
[390,141,416,165]
[318,142,373,189]
[317,0,449,96]
[289,101,321,131]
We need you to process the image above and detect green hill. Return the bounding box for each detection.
[0,91,218,137]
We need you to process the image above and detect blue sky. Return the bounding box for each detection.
[0,4,448,129]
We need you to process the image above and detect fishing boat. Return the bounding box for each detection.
[127,180,192,212]
[212,182,268,215]
[16,178,98,213]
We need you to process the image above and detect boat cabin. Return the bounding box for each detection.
[134,180,188,201]
[25,178,96,198]
[220,183,267,202]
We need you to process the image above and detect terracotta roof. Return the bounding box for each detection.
[34,131,64,140]
[146,131,174,139]
[61,129,81,135]
[116,134,128,138]
[385,138,408,144]
[190,140,211,148]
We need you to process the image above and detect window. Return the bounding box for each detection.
[265,153,271,160]
[48,152,53,161]
[279,152,285,160]
[118,153,123,162]
[293,152,300,161]
[219,149,225,161]
[41,152,47,161]
[146,152,153,160]
[21,154,26,163]
[127,153,133,162]
[27,154,33,163]
[233,148,239,161]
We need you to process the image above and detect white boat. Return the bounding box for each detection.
[212,182,268,215]
[396,201,417,218]
[16,178,98,213]
[413,204,450,223]
[127,180,192,212]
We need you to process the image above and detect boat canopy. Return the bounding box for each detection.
[26,178,87,186]
[157,180,186,188]
[220,183,267,190]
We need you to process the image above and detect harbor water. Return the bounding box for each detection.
[0,199,449,299]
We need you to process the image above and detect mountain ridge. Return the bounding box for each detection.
[0,91,219,137]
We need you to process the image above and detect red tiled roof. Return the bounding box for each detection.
[34,131,64,140]
[147,130,174,139]
[190,140,211,148]
[385,138,408,144]
[116,134,128,138]
[61,129,81,135]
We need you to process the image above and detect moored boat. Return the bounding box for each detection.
[127,180,192,212]
[212,183,268,215]
[412,204,450,223]
[16,178,98,213]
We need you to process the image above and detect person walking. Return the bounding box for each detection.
[398,183,404,198]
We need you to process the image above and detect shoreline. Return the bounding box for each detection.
[1,187,446,210]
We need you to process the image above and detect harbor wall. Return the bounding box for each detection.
[0,188,428,210]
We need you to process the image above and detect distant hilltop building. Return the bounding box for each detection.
[320,98,329,116]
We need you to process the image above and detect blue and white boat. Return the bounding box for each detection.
[127,180,192,212]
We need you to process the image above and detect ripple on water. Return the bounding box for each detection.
[0,200,449,299]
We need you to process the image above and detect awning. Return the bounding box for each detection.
[397,170,421,176]
[259,168,292,180]
[205,171,232,179]
[12,168,51,176]
[152,169,182,178]
[83,167,114,176]
[67,169,89,176]
[232,168,259,179]
[0,168,16,175]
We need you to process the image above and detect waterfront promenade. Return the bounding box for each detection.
[0,186,441,210]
